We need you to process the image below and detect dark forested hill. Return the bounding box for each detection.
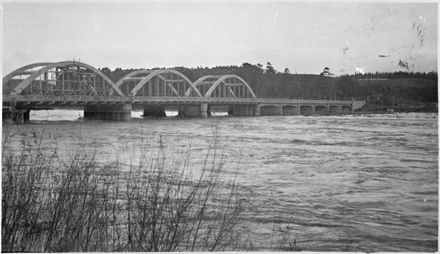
[99,63,437,109]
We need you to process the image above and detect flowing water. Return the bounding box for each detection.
[3,110,438,252]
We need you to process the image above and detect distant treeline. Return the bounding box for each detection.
[99,63,438,106]
[340,71,437,81]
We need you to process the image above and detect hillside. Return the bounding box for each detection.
[99,63,437,111]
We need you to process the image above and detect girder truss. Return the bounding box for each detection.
[4,62,257,99]
[191,74,257,98]
[3,61,123,96]
[116,69,202,97]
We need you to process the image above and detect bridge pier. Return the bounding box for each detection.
[14,112,24,124]
[229,105,254,116]
[315,105,328,114]
[207,105,212,117]
[2,103,31,124]
[184,104,199,117]
[259,105,283,116]
[178,104,201,118]
[200,103,208,118]
[178,103,211,118]
[282,105,300,115]
[143,105,166,117]
[23,110,30,122]
[329,105,342,114]
[253,105,260,116]
[2,109,28,124]
[84,103,131,121]
[177,107,185,118]
[300,105,315,115]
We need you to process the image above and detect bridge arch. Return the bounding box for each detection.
[3,62,54,84]
[123,69,202,97]
[3,62,55,94]
[189,74,256,98]
[5,61,123,96]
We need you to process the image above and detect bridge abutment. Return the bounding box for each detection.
[84,103,131,121]
[342,105,352,113]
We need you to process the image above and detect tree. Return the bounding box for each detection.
[284,68,290,74]
[99,67,113,81]
[100,67,111,74]
[265,62,276,74]
[242,62,253,69]
[320,67,333,77]
[242,62,263,73]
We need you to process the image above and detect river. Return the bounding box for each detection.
[3,110,438,252]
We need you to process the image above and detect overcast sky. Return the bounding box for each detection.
[2,1,438,75]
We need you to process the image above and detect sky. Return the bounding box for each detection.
[2,1,438,75]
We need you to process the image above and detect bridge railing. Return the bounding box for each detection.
[3,94,132,102]
[255,98,353,105]
[2,95,260,104]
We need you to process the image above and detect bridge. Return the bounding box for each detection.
[3,61,361,123]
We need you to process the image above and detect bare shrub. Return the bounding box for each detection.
[2,129,247,252]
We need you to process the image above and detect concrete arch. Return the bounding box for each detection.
[205,74,256,98]
[183,75,221,96]
[115,69,154,88]
[129,69,202,97]
[3,62,54,85]
[192,75,223,87]
[11,61,123,96]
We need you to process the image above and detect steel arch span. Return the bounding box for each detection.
[189,74,257,98]
[4,61,123,96]
[117,69,202,97]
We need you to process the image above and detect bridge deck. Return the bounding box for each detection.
[3,95,353,106]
